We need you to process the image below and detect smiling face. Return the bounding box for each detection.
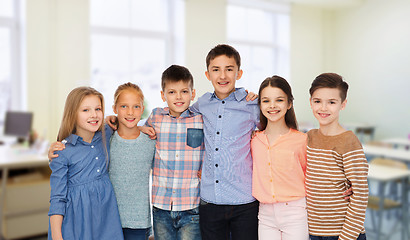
[310,87,346,129]
[113,89,144,131]
[260,86,291,125]
[205,55,243,100]
[75,95,103,142]
[161,80,195,117]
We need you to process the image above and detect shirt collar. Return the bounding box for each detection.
[63,131,102,145]
[210,87,247,102]
[158,107,194,118]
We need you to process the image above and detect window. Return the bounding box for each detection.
[0,0,24,125]
[90,0,185,117]
[227,0,290,93]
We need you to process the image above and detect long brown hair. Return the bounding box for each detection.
[257,76,298,131]
[57,86,105,141]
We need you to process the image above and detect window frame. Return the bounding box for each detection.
[227,0,290,91]
[0,0,24,125]
[89,0,184,116]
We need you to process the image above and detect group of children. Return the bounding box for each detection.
[47,44,368,240]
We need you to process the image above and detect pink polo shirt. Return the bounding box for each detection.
[251,129,307,203]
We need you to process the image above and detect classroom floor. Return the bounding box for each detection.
[364,211,406,240]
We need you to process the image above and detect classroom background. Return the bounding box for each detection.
[1,0,410,239]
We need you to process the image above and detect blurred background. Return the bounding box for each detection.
[0,0,410,239]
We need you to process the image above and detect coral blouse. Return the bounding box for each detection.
[251,129,307,203]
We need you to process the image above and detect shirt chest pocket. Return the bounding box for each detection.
[186,128,204,148]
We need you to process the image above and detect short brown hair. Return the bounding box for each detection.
[161,65,193,90]
[309,73,349,101]
[206,44,241,70]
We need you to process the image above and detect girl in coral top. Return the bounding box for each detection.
[251,76,308,240]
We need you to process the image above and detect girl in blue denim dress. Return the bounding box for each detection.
[48,87,123,240]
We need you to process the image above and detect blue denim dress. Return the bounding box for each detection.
[48,127,124,240]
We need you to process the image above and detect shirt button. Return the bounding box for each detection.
[215,148,219,151]
[216,131,220,135]
[96,157,98,160]
[91,146,94,148]
[218,115,222,118]
[176,154,179,158]
[222,101,225,104]
[97,169,100,173]
[216,180,219,183]
[215,164,218,167]
[173,191,176,193]
[268,162,270,166]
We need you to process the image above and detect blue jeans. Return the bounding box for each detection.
[153,206,201,240]
[309,233,366,240]
[123,227,151,240]
[199,200,259,240]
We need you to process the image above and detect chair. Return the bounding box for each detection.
[367,158,408,239]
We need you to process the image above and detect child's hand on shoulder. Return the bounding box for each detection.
[48,141,65,161]
[105,115,118,130]
[139,126,157,140]
[245,89,258,101]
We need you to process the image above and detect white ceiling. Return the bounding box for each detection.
[271,0,364,9]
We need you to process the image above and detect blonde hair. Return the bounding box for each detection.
[57,86,105,141]
[113,82,144,107]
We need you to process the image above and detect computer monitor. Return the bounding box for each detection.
[4,111,33,139]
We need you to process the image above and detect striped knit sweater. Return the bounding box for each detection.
[306,129,368,240]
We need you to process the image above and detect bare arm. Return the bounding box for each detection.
[50,215,64,240]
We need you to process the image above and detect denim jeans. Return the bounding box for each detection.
[199,200,259,240]
[122,227,151,240]
[309,233,366,240]
[153,206,201,240]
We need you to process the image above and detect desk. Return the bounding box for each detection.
[368,163,410,240]
[381,138,410,150]
[0,146,49,240]
[363,145,410,163]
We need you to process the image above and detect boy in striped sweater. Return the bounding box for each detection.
[306,73,368,240]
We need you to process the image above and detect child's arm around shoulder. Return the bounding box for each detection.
[141,108,159,139]
[244,89,258,101]
[48,141,66,160]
